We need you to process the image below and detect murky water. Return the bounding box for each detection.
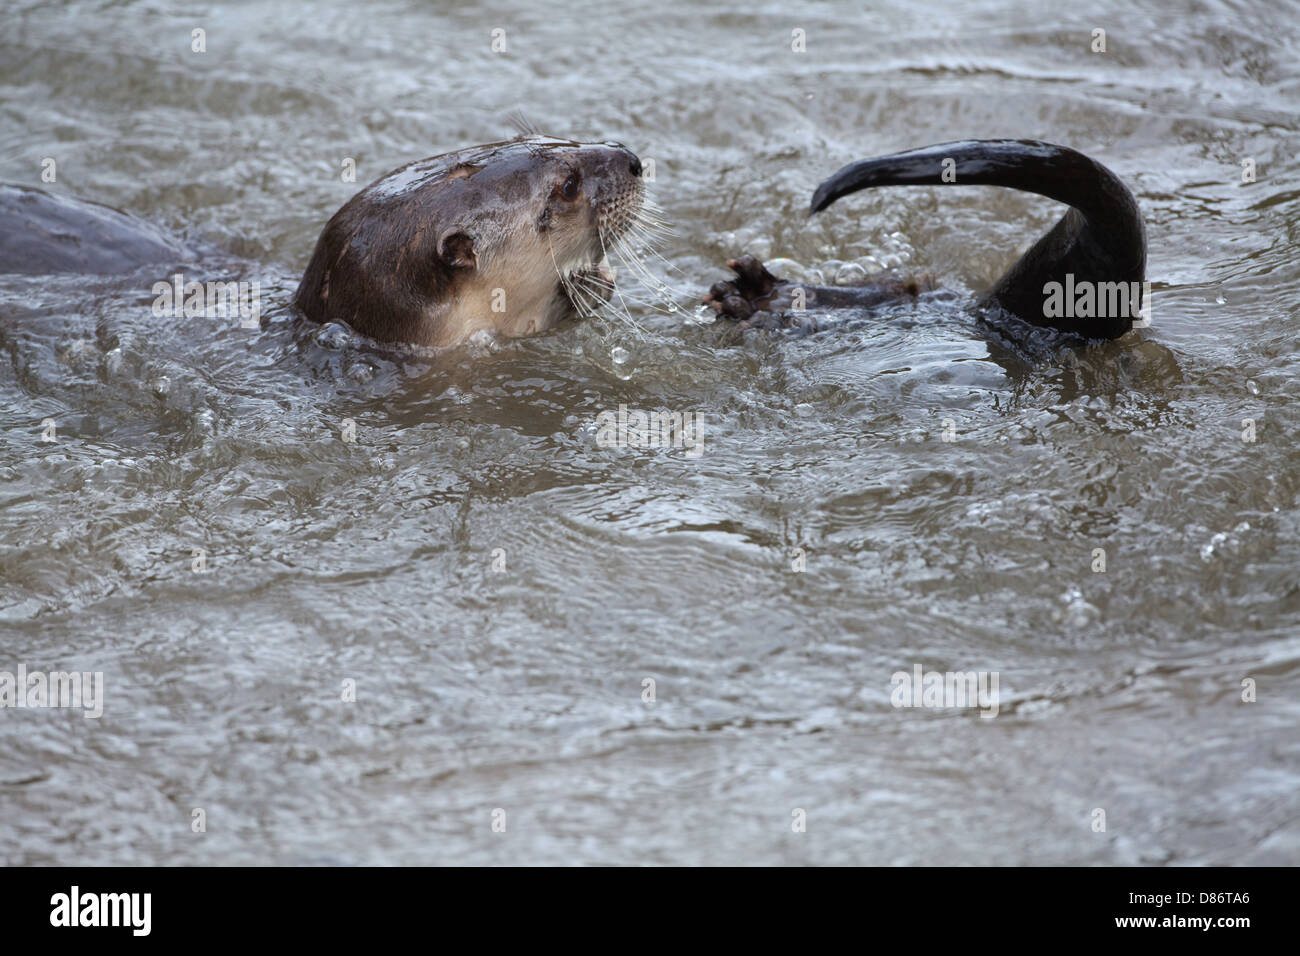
[2,0,1298,865]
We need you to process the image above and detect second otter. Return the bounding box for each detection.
[294,137,646,348]
[704,139,1146,341]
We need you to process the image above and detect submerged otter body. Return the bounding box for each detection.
[294,137,645,347]
[0,184,192,275]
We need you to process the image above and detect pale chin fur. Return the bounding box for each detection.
[431,184,646,346]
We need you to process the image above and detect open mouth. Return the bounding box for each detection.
[558,254,617,312]
[555,180,666,321]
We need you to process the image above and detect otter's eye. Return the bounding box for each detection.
[558,170,581,201]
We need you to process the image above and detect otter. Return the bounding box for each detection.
[705,139,1146,341]
[294,137,646,347]
[0,137,1143,345]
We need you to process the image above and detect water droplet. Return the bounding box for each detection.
[1215,290,1226,305]
[103,347,124,376]
[1200,531,1229,563]
[191,408,217,439]
[611,346,630,365]
[1246,380,1259,395]
[1058,587,1100,627]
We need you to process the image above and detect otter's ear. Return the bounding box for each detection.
[437,229,477,270]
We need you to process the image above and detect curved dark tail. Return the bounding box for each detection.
[810,140,1146,340]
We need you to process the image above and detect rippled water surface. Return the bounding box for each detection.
[2,0,1298,865]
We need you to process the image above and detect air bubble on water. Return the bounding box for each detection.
[346,362,374,383]
[793,403,815,418]
[150,375,171,398]
[1246,379,1259,395]
[1199,531,1229,563]
[1215,290,1226,305]
[689,304,715,325]
[466,329,499,352]
[611,346,630,365]
[765,258,806,283]
[835,262,869,285]
[1058,586,1100,628]
[314,322,351,350]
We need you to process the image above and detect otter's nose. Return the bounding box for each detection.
[603,142,642,179]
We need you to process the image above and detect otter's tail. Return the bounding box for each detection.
[810,140,1146,340]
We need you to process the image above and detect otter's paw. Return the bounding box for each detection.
[702,254,791,325]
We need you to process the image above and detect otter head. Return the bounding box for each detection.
[295,136,647,347]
